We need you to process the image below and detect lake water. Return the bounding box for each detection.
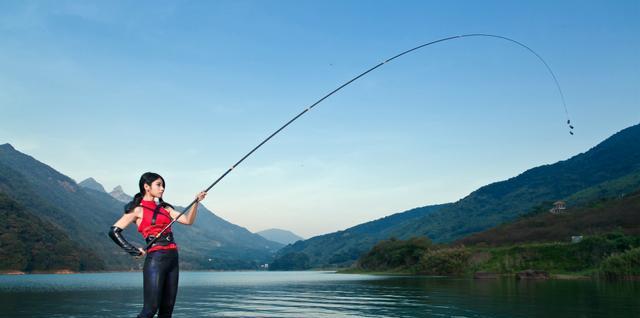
[0,271,638,317]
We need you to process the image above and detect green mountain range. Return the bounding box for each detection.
[0,143,282,271]
[273,123,640,268]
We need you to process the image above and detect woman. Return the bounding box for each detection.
[109,172,206,318]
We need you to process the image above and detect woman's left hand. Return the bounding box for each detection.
[196,191,207,202]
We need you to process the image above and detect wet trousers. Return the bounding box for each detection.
[137,249,179,318]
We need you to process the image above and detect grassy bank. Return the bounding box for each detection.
[350,232,640,280]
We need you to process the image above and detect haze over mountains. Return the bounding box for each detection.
[109,185,132,203]
[78,178,133,203]
[256,229,304,245]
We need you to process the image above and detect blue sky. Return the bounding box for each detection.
[1,1,638,237]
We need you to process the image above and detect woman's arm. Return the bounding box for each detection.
[113,209,139,229]
[168,191,206,225]
[109,208,145,257]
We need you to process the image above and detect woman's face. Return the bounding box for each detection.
[144,178,165,198]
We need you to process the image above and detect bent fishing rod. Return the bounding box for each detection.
[145,33,574,250]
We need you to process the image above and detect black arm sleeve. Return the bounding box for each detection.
[108,226,143,256]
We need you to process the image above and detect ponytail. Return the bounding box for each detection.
[124,192,143,214]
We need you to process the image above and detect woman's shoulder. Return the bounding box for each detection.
[130,206,143,218]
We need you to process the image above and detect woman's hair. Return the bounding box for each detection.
[124,172,173,213]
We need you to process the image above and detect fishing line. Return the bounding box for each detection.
[145,33,574,250]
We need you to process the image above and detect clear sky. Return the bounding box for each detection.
[1,1,638,238]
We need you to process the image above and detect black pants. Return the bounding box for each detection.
[138,249,179,318]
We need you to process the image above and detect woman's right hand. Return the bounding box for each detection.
[136,248,146,258]
[196,191,207,202]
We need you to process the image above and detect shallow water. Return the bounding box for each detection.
[0,271,638,317]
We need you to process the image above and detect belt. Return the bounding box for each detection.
[145,232,175,247]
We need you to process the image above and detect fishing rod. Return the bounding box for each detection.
[145,33,574,250]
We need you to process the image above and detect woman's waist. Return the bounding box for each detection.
[144,231,175,244]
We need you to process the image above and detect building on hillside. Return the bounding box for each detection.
[549,201,566,214]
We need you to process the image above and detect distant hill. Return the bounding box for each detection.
[78,179,133,203]
[0,143,283,271]
[274,123,640,268]
[257,229,304,245]
[78,177,107,193]
[109,185,132,203]
[0,192,105,272]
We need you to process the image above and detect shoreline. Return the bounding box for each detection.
[0,269,81,275]
[337,269,602,281]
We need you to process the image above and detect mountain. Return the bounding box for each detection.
[455,185,640,246]
[110,185,132,203]
[274,123,640,268]
[395,123,640,243]
[79,179,133,204]
[78,177,107,193]
[562,168,640,207]
[0,143,283,271]
[0,192,105,272]
[273,203,450,268]
[0,144,130,268]
[257,229,304,245]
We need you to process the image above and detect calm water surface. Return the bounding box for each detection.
[0,271,638,317]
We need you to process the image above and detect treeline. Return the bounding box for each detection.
[355,237,469,275]
[600,247,640,279]
[353,231,640,279]
[473,231,640,277]
[269,252,311,270]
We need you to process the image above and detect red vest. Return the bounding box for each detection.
[138,200,177,253]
